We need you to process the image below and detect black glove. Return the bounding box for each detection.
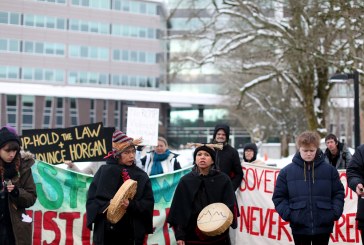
[10,186,19,197]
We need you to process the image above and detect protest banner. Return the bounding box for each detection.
[28,161,360,244]
[126,107,159,146]
[29,160,190,244]
[20,123,114,164]
[236,163,361,244]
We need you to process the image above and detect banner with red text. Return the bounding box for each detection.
[235,163,360,244]
[28,161,360,244]
[29,160,191,245]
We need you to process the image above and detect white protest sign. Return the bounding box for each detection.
[126,107,159,146]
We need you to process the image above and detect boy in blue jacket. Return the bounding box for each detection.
[272,131,344,245]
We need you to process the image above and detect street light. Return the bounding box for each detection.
[329,70,360,149]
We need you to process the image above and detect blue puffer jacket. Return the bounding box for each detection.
[272,150,344,235]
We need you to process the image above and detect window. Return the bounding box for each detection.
[23,68,33,80]
[56,18,65,29]
[55,97,64,128]
[9,13,20,25]
[90,99,95,123]
[69,72,78,84]
[102,100,107,125]
[0,39,7,51]
[35,42,44,54]
[9,40,19,52]
[46,16,56,28]
[70,98,78,126]
[80,46,88,57]
[34,69,43,80]
[22,95,34,129]
[130,51,138,62]
[6,95,17,125]
[113,50,120,60]
[0,12,8,24]
[122,50,128,61]
[114,101,121,128]
[112,75,120,85]
[43,97,53,128]
[8,67,19,79]
[24,41,34,53]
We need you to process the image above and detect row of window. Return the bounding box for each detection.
[4,94,122,130]
[0,66,159,88]
[0,38,158,63]
[0,39,65,56]
[34,0,158,15]
[0,12,159,39]
[112,49,156,63]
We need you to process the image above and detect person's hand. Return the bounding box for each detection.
[177,240,185,245]
[121,199,129,208]
[6,181,14,192]
[356,183,364,197]
[64,160,74,168]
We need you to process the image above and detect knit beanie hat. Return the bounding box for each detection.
[105,130,142,158]
[193,145,216,163]
[243,143,258,162]
[0,126,20,149]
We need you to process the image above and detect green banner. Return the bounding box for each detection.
[29,160,191,244]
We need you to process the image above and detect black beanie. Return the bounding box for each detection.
[193,145,216,163]
[243,143,258,162]
[0,127,20,149]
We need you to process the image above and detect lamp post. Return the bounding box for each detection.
[329,70,360,149]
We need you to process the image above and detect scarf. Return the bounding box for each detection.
[150,149,171,176]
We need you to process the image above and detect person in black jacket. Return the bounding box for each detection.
[167,143,237,245]
[211,124,243,191]
[324,133,352,169]
[272,131,344,245]
[86,130,154,245]
[346,144,364,244]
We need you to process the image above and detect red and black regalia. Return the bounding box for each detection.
[86,158,154,245]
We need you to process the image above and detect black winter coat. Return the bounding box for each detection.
[86,159,154,245]
[346,144,364,228]
[212,124,244,191]
[167,168,237,244]
[272,150,344,235]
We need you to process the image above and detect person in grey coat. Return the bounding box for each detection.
[273,131,344,245]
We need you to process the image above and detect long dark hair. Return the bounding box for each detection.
[0,141,21,181]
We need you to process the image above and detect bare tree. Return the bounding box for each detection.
[169,0,364,140]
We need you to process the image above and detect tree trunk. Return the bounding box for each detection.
[280,133,290,157]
